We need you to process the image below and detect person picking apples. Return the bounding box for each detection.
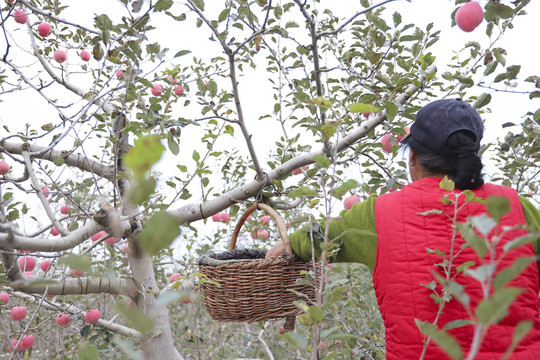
[267,98,540,358]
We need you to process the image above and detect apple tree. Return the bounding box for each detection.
[0,0,539,359]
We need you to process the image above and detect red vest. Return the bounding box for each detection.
[373,177,540,359]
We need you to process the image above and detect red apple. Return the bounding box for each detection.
[286,221,291,229]
[10,306,27,321]
[42,186,50,197]
[0,292,9,305]
[37,22,51,37]
[85,309,100,323]
[124,244,129,253]
[91,231,106,242]
[180,295,191,304]
[116,69,124,79]
[71,269,84,276]
[170,273,180,283]
[51,226,59,236]
[257,230,269,241]
[60,205,70,214]
[80,50,91,61]
[455,1,484,32]
[396,126,410,142]
[40,260,51,272]
[105,236,117,245]
[381,133,394,153]
[9,339,23,353]
[0,160,10,175]
[21,335,34,349]
[53,50,67,64]
[56,313,70,326]
[18,256,36,272]
[279,325,286,334]
[24,271,33,276]
[7,0,15,3]
[219,212,230,223]
[174,85,185,95]
[292,166,307,175]
[151,84,162,96]
[211,213,221,222]
[13,10,27,24]
[259,216,270,225]
[344,195,361,210]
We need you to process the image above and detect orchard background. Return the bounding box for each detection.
[1,0,539,359]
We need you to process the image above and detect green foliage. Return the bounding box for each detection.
[139,212,181,255]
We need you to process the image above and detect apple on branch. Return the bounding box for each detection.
[54,50,67,64]
[455,1,484,32]
[13,10,27,24]
[0,160,10,175]
[37,22,51,37]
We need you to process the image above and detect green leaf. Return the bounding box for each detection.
[154,0,173,11]
[310,97,333,108]
[174,50,192,58]
[288,186,319,199]
[156,290,183,306]
[61,254,92,273]
[307,305,324,324]
[474,93,492,109]
[139,212,181,255]
[486,196,510,222]
[167,132,179,155]
[471,214,497,236]
[456,222,489,258]
[123,135,165,180]
[113,302,155,334]
[77,342,99,360]
[465,264,493,283]
[443,319,475,330]
[349,103,380,114]
[53,157,65,166]
[439,176,455,191]
[493,256,535,290]
[312,154,331,169]
[415,319,463,360]
[504,233,536,252]
[475,287,524,326]
[192,0,205,11]
[129,177,157,205]
[333,180,360,200]
[416,209,444,216]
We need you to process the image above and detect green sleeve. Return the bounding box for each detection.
[289,195,378,271]
[520,196,540,253]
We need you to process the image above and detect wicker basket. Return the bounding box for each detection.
[198,203,319,329]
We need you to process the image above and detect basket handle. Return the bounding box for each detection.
[229,203,293,255]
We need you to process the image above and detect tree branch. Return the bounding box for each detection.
[1,141,114,180]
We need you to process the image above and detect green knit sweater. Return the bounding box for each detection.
[290,195,540,273]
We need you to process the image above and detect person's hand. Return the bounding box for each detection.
[265,241,286,258]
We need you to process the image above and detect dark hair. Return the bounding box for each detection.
[407,130,484,190]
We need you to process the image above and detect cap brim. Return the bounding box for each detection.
[400,134,412,145]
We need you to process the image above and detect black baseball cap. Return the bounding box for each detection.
[402,98,484,157]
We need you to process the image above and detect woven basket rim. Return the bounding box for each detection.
[197,249,299,267]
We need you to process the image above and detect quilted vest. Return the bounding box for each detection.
[373,177,540,359]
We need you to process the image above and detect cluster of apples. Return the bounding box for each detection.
[1,292,98,352]
[10,7,92,64]
[150,76,185,97]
